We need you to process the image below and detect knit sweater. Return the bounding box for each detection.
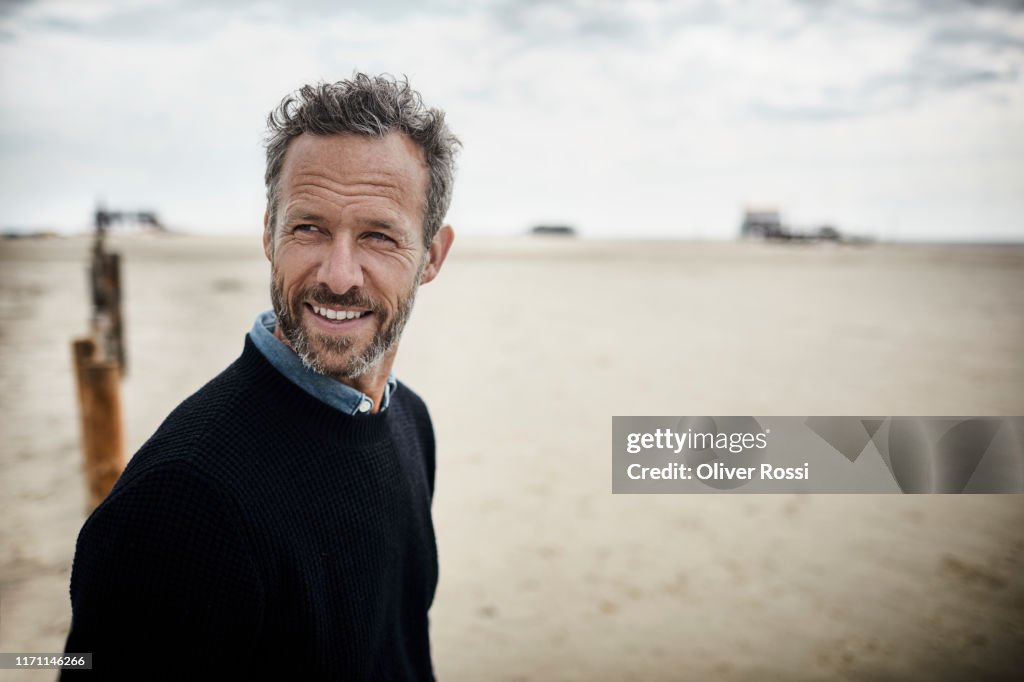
[62,336,438,680]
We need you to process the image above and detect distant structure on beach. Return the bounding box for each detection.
[2,205,168,240]
[739,207,871,244]
[95,207,167,234]
[529,225,577,237]
[740,209,785,239]
[1,229,60,240]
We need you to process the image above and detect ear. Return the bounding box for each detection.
[263,210,273,262]
[420,224,455,285]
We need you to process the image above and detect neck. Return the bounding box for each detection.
[341,350,397,413]
[272,325,396,413]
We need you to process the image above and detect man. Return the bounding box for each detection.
[62,74,458,680]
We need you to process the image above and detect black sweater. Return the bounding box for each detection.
[63,336,438,680]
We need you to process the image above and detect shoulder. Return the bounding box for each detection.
[73,458,259,599]
[67,459,264,674]
[387,381,437,492]
[118,341,285,483]
[82,459,239,542]
[389,380,434,439]
[392,380,430,417]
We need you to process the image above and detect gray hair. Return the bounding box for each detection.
[264,73,460,246]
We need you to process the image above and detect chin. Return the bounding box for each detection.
[308,338,380,379]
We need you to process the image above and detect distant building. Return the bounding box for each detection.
[95,206,167,234]
[530,225,576,237]
[740,209,784,239]
[739,208,872,245]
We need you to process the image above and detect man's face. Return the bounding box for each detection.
[264,132,452,384]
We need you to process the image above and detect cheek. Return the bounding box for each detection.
[368,257,423,297]
[273,252,318,293]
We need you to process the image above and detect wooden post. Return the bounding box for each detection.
[72,337,126,512]
[108,251,125,372]
[89,245,126,374]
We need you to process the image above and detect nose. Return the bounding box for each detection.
[317,236,365,294]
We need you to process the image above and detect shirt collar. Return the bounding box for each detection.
[248,310,397,415]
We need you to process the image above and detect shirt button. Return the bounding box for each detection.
[357,399,372,413]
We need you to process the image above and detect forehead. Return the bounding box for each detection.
[278,132,429,214]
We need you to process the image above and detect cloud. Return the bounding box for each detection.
[930,24,1024,51]
[957,0,1024,10]
[792,0,1023,24]
[0,0,31,22]
[726,0,1024,121]
[0,0,468,42]
[0,0,1021,239]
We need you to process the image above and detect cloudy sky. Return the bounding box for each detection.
[1,0,1022,241]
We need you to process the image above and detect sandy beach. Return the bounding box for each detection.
[1,234,1022,681]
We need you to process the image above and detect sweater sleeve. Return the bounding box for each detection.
[61,461,264,680]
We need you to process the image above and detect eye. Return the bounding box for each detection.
[293,224,322,234]
[365,231,394,243]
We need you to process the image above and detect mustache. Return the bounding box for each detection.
[306,285,379,312]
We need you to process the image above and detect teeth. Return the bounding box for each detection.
[313,306,364,321]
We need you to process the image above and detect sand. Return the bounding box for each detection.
[1,234,1022,681]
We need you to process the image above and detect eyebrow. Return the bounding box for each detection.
[285,210,402,233]
[287,212,328,224]
[363,218,397,231]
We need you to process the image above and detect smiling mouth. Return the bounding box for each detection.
[308,304,370,322]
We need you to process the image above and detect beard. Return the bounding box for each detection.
[269,262,423,380]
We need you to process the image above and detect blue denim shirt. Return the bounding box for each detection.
[248,310,396,415]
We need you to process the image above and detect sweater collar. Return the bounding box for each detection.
[248,310,397,416]
[237,335,400,446]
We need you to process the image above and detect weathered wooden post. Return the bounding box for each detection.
[90,208,127,373]
[71,206,129,512]
[72,337,126,512]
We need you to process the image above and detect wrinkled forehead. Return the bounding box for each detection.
[279,132,429,208]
